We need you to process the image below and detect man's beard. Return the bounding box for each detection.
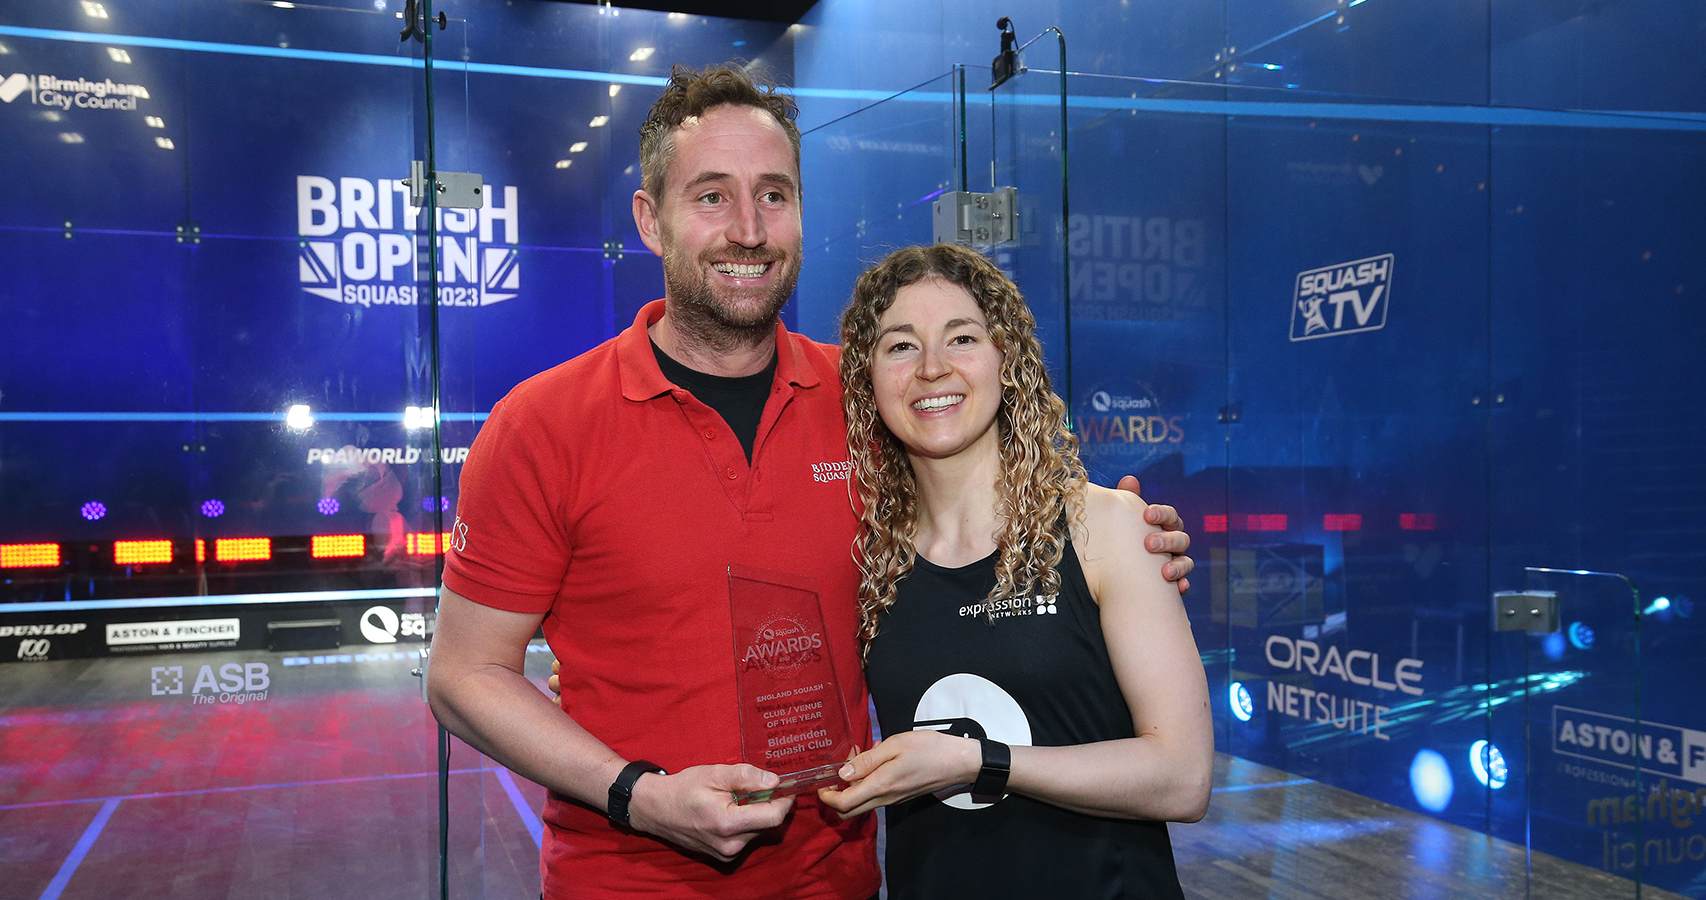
[662,242,801,352]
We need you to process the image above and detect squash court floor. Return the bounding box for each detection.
[0,643,1673,900]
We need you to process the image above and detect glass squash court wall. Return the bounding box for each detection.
[5,0,1705,898]
[0,3,467,897]
[792,5,1706,896]
[0,3,795,898]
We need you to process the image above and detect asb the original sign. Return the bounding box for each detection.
[1291,253,1394,341]
[296,175,521,309]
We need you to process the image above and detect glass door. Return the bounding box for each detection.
[0,1,460,897]
[795,68,962,342]
[1489,569,1647,898]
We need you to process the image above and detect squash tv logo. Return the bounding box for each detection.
[1291,253,1394,341]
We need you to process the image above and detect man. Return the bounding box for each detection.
[427,64,1193,900]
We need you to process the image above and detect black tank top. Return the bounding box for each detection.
[865,538,1186,900]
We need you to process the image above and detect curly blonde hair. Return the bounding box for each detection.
[839,244,1087,654]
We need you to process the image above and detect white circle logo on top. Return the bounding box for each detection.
[911,672,1032,810]
[361,605,400,643]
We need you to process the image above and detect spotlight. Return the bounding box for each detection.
[1542,631,1566,661]
[317,497,340,515]
[81,501,108,521]
[1409,750,1454,812]
[404,405,438,430]
[1469,740,1507,789]
[1567,621,1595,650]
[286,404,313,430]
[200,499,225,518]
[1229,682,1254,722]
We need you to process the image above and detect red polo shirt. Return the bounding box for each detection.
[444,300,877,900]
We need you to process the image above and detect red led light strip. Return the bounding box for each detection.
[0,543,61,568]
[311,534,366,559]
[215,537,272,562]
[406,532,452,556]
[114,540,174,565]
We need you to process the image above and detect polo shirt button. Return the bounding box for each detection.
[726,468,738,480]
[704,429,716,440]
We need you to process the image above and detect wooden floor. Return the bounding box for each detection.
[0,644,1687,899]
[1176,754,1685,900]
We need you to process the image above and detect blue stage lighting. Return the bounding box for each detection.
[1409,749,1454,812]
[80,501,107,521]
[317,497,340,515]
[1542,631,1566,660]
[1469,740,1508,789]
[1567,621,1595,650]
[1229,682,1254,722]
[200,499,225,518]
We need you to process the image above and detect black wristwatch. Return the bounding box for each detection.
[607,759,665,828]
[971,738,1011,801]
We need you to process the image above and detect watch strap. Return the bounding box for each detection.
[971,738,1010,801]
[607,759,665,828]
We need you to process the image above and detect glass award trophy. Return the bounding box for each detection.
[728,564,857,803]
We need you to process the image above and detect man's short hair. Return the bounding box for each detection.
[638,62,802,203]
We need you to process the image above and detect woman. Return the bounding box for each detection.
[820,244,1213,899]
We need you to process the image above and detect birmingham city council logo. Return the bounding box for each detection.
[0,74,31,104]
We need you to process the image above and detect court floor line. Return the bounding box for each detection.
[39,797,120,900]
[495,768,544,849]
[1211,778,1314,794]
[0,766,504,811]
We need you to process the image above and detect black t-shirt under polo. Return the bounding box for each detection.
[652,340,776,463]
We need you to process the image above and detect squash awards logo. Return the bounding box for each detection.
[1075,380,1183,473]
[296,175,520,309]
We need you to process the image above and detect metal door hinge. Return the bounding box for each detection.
[933,188,1018,249]
[1494,590,1558,633]
[403,160,484,210]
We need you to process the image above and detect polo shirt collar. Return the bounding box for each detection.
[618,298,821,402]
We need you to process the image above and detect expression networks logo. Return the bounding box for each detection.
[1291,253,1394,341]
[0,71,151,110]
[296,175,520,310]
